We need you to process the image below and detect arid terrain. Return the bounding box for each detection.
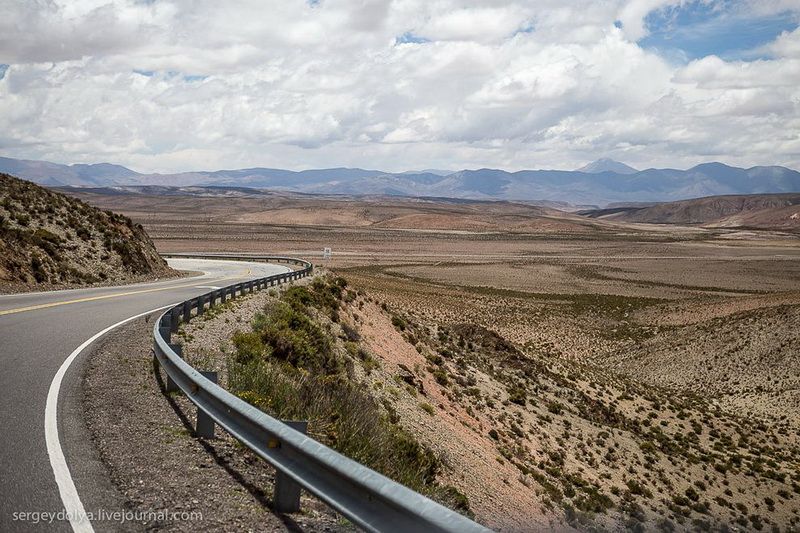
[67,188,800,532]
[0,175,173,291]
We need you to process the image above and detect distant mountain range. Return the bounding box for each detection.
[2,156,799,207]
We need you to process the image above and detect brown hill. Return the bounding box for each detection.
[589,193,800,230]
[0,173,174,290]
[56,186,604,235]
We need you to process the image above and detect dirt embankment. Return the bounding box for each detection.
[82,309,352,532]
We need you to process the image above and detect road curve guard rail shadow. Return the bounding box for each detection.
[153,253,493,533]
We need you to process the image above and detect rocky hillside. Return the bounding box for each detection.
[582,193,800,230]
[0,173,174,290]
[338,264,800,533]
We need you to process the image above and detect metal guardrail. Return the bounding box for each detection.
[153,255,492,533]
[161,252,311,265]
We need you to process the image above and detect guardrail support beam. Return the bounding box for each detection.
[170,308,181,333]
[196,371,218,439]
[159,315,172,343]
[183,300,192,323]
[166,344,182,393]
[274,420,308,513]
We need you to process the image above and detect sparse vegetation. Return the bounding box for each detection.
[338,259,800,533]
[0,172,171,288]
[224,275,472,515]
[74,185,799,533]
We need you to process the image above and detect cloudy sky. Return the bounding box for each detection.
[0,0,798,173]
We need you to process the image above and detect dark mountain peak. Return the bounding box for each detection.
[400,169,454,177]
[71,162,139,179]
[577,158,638,175]
[689,162,737,172]
[456,168,511,177]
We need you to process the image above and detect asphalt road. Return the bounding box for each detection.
[0,259,291,532]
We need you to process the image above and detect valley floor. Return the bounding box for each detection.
[73,191,800,532]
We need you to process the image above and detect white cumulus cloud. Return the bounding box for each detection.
[0,0,798,172]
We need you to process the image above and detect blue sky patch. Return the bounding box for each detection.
[513,25,535,37]
[395,32,431,45]
[133,69,207,82]
[0,64,8,81]
[639,3,798,62]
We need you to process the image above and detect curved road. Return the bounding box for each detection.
[0,259,291,531]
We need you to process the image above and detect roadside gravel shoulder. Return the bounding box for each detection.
[82,307,351,532]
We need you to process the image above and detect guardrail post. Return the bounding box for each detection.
[166,344,182,393]
[183,300,192,323]
[159,316,172,343]
[196,371,218,439]
[274,420,308,513]
[170,308,181,333]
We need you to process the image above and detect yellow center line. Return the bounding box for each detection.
[0,268,253,317]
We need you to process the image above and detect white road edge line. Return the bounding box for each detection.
[45,303,178,533]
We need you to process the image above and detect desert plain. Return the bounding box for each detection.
[68,188,800,532]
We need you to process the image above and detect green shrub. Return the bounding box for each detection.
[507,386,527,406]
[625,479,652,498]
[231,331,271,363]
[240,300,341,375]
[391,315,407,331]
[433,370,449,386]
[573,486,614,513]
[30,255,47,283]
